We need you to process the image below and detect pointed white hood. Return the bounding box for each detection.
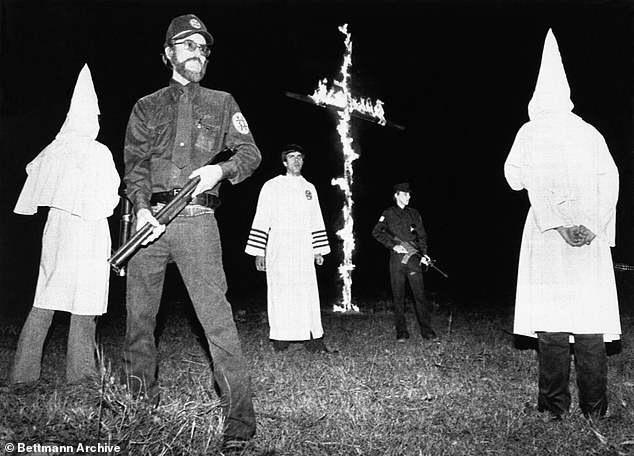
[527,29,574,120]
[14,64,120,220]
[57,64,100,140]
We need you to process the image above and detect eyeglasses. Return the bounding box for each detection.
[172,40,211,57]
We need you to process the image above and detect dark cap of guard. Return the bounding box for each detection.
[164,14,214,47]
[393,182,412,193]
[281,144,305,160]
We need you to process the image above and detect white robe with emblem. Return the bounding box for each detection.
[246,174,330,340]
[504,30,621,341]
[14,64,120,315]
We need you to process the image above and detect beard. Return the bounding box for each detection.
[172,56,208,83]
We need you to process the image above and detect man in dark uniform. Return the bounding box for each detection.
[372,183,437,342]
[122,14,259,450]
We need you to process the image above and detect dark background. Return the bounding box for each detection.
[1,0,633,316]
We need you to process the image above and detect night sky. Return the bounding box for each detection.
[1,0,633,315]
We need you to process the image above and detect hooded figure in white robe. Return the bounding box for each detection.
[11,64,120,384]
[14,64,120,315]
[245,145,330,349]
[505,30,620,340]
[504,30,620,419]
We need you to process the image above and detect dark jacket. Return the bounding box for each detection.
[124,80,261,211]
[372,205,428,255]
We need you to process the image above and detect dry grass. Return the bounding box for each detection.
[0,302,632,455]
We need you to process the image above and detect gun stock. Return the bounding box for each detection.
[115,192,134,276]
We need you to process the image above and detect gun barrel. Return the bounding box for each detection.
[430,262,449,279]
[109,223,154,273]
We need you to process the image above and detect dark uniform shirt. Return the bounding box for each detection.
[124,80,261,211]
[372,205,428,255]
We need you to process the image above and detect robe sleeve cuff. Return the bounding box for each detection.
[245,227,268,256]
[312,230,330,255]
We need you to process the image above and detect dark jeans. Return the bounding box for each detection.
[537,332,608,418]
[123,213,256,439]
[389,253,433,336]
[12,307,97,383]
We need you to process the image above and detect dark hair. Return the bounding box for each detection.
[281,144,305,160]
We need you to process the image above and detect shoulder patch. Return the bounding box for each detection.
[232,112,250,134]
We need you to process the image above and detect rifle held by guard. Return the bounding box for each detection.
[394,235,449,279]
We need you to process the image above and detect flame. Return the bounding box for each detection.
[308,24,389,312]
[330,25,359,313]
[309,26,387,127]
[308,24,361,313]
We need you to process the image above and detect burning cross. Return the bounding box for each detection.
[286,24,404,313]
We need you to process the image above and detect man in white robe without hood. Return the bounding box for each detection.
[246,144,331,353]
[504,30,621,419]
[11,64,120,384]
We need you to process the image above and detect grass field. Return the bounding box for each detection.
[0,300,632,455]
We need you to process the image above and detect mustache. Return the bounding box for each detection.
[185,57,204,65]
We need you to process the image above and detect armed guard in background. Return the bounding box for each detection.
[372,182,437,342]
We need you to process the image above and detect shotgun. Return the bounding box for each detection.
[108,147,236,273]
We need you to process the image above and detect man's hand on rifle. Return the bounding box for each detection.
[189,164,223,197]
[420,254,431,266]
[314,254,324,266]
[137,208,166,245]
[255,255,266,272]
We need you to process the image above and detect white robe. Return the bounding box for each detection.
[504,30,621,341]
[246,174,330,340]
[14,64,120,315]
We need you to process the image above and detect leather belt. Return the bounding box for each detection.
[150,190,220,209]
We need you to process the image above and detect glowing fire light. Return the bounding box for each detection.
[310,79,387,126]
[309,24,388,313]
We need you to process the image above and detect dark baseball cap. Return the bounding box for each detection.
[164,14,214,47]
[393,182,412,193]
